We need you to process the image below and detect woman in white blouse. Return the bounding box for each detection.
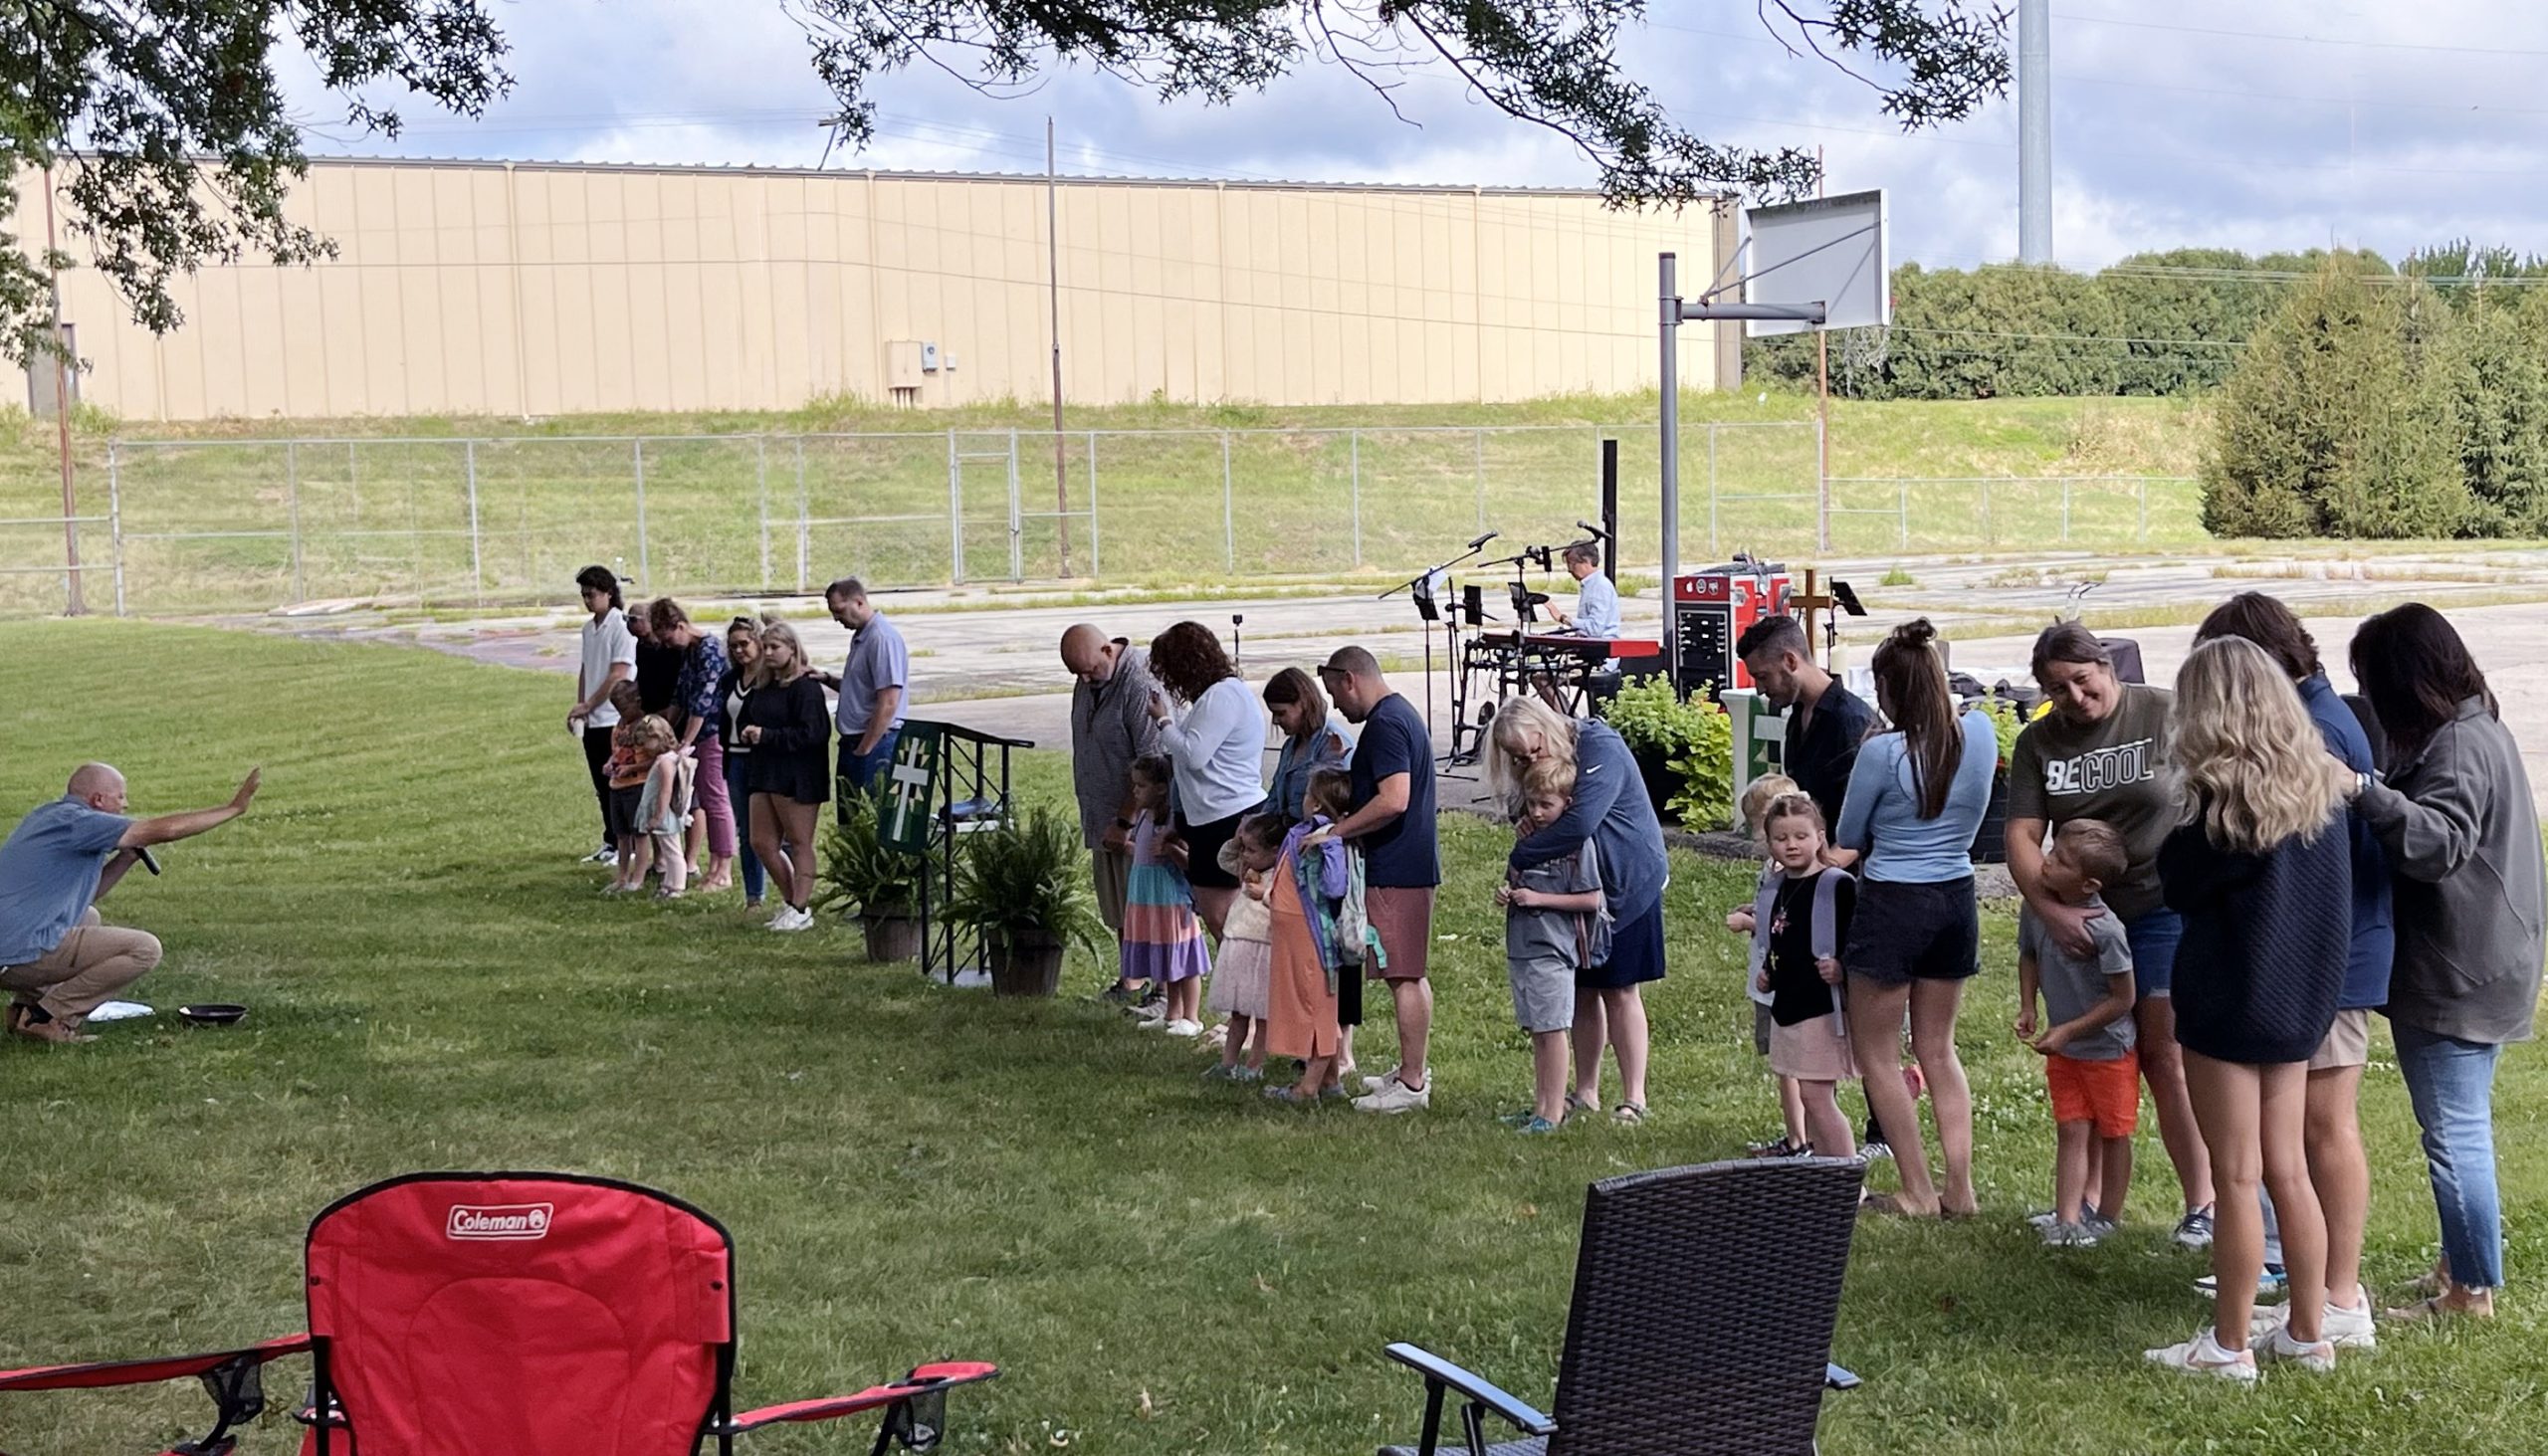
[1146,620,1269,937]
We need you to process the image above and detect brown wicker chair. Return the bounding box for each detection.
[1378,1156,1865,1456]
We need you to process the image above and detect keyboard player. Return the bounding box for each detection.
[1548,542,1619,639]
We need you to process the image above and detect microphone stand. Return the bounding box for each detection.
[1381,539,1493,767]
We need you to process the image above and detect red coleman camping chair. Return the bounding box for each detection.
[0,1171,995,1456]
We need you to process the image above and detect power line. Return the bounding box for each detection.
[2058,71,2548,119]
[1884,324,2246,348]
[2051,9,2548,59]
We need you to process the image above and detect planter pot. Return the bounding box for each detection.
[988,932,1066,998]
[1968,767,2011,866]
[860,911,922,963]
[1626,741,1682,825]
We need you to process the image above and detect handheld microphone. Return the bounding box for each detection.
[1576,520,1611,541]
[135,847,161,876]
[1467,530,1498,550]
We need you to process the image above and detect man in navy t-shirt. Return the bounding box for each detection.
[0,763,262,1044]
[1318,646,1439,1114]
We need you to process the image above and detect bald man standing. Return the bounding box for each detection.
[1061,625,1163,999]
[0,763,261,1044]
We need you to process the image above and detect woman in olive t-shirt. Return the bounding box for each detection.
[2007,623,2219,1247]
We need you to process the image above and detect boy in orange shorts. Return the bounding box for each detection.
[2017,819,2138,1248]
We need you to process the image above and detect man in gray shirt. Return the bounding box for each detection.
[1061,625,1161,997]
[819,576,910,812]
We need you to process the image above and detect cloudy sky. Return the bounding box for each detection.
[284,1,2548,271]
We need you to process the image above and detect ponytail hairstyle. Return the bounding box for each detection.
[1870,618,1965,821]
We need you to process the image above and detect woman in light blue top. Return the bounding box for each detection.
[1835,618,1999,1218]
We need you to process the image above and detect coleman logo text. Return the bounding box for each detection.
[446,1203,554,1240]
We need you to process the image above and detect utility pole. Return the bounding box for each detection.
[1048,117,1072,576]
[2017,0,2052,264]
[42,165,83,615]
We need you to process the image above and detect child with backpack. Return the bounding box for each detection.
[1747,793,1858,1157]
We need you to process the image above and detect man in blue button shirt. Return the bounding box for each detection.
[0,763,261,1044]
[818,576,910,811]
[1551,542,1620,639]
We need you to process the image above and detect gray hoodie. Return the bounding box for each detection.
[2355,698,2546,1045]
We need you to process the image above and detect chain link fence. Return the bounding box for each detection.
[6,422,2201,615]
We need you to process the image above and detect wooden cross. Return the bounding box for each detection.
[1791,567,1839,670]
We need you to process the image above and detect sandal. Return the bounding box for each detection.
[1261,1085,1319,1108]
[1611,1101,1648,1125]
[5,1004,96,1045]
[1857,1192,1934,1219]
[1566,1091,1601,1115]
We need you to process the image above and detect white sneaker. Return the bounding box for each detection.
[1353,1078,1432,1115]
[1137,1013,1177,1031]
[767,907,812,933]
[2250,1295,2378,1352]
[1162,1018,1204,1037]
[2144,1328,2257,1383]
[2258,1327,2337,1373]
[581,845,619,865]
[1363,1064,1429,1095]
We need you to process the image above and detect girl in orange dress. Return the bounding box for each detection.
[1264,773,1366,1107]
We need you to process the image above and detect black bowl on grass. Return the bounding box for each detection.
[177,1003,248,1027]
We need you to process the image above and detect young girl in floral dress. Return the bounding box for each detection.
[1120,755,1210,1036]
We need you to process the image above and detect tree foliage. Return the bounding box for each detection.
[2198,256,2548,541]
[1,0,513,367]
[1747,248,2385,400]
[794,2,2008,211]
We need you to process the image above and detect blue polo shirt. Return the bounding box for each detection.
[835,613,911,737]
[0,797,131,965]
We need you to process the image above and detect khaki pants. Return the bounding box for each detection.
[1091,847,1131,935]
[0,910,164,1031]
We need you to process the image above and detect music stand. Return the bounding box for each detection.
[1383,538,1494,754]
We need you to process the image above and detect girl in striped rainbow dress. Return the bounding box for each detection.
[1122,754,1211,1036]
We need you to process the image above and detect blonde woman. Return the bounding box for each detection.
[735,621,833,933]
[2146,637,2355,1381]
[1484,697,1670,1122]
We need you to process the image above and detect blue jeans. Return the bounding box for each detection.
[838,729,901,818]
[725,746,764,904]
[2123,907,2182,1000]
[2393,1022,2507,1290]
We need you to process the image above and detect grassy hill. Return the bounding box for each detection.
[0,392,2213,614]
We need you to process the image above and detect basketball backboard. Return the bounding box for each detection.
[1741,189,1889,335]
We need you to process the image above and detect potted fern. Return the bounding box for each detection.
[1597,677,1735,828]
[945,807,1107,997]
[815,789,926,961]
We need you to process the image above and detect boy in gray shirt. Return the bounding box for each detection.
[2017,819,2138,1247]
[1496,758,1609,1136]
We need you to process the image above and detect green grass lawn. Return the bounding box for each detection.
[3,624,2543,1456]
[0,392,2211,616]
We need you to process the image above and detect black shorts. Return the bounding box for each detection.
[1843,877,1980,985]
[1178,810,1243,891]
[607,784,646,841]
[1338,961,1364,1029]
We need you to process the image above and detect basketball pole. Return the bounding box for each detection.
[1814,148,1831,555]
[1657,252,1681,696]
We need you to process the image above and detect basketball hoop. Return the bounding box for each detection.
[1656,190,1888,690]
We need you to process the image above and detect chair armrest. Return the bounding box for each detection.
[1381,1344,1556,1437]
[0,1337,313,1393]
[717,1361,997,1436]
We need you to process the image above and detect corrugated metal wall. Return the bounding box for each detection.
[27,159,1736,421]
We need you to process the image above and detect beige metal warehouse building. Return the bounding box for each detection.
[23,158,1740,421]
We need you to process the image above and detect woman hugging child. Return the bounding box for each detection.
[1748,792,1859,1158]
[1496,756,1610,1134]
[1205,815,1285,1083]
